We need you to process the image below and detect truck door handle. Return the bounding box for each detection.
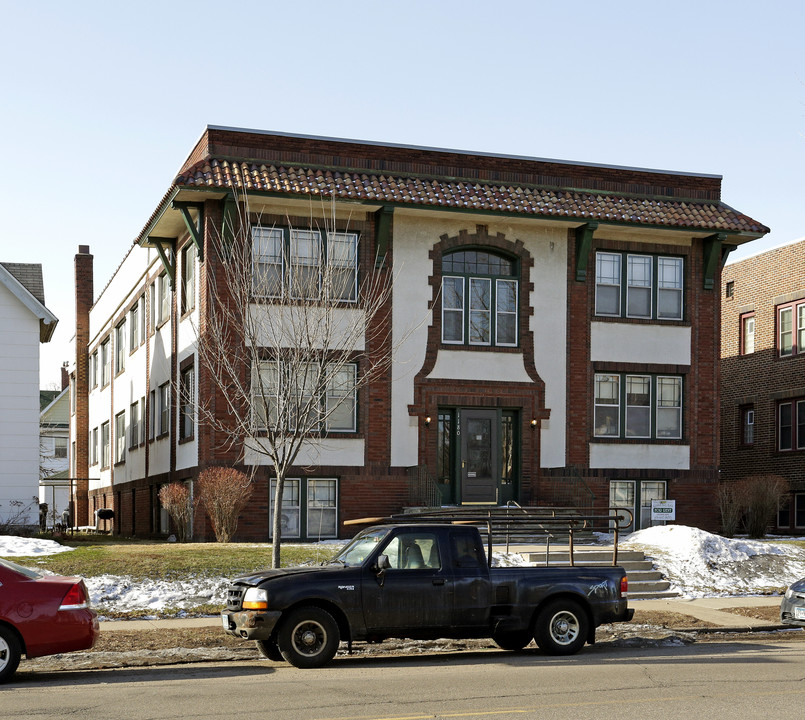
[433,578,446,586]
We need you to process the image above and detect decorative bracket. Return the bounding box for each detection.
[172,201,205,262]
[703,233,727,290]
[574,221,598,282]
[375,206,394,269]
[150,237,176,288]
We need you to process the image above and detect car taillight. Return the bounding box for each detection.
[620,576,628,595]
[59,582,89,610]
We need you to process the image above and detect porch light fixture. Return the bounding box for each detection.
[424,416,431,427]
[530,419,538,429]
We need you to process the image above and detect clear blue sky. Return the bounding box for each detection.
[2,0,803,387]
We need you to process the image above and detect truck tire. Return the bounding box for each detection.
[492,630,532,651]
[255,638,284,662]
[0,626,22,684]
[277,606,340,669]
[534,599,588,655]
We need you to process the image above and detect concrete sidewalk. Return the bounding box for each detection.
[630,595,784,630]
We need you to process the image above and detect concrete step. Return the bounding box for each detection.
[522,546,681,599]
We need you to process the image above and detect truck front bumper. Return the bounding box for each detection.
[221,609,282,641]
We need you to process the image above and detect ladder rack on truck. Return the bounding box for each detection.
[344,505,634,569]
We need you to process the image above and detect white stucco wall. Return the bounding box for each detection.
[589,443,691,470]
[0,280,42,524]
[590,322,692,365]
[389,213,569,469]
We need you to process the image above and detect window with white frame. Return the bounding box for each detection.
[129,303,139,350]
[149,389,156,440]
[139,294,146,344]
[594,373,683,440]
[741,313,755,355]
[181,243,196,314]
[100,339,110,386]
[252,227,358,301]
[101,421,110,468]
[441,250,518,346]
[179,364,194,440]
[269,477,338,539]
[595,252,683,321]
[114,411,126,463]
[158,382,170,436]
[157,273,171,326]
[130,401,140,448]
[89,351,98,389]
[252,361,357,432]
[54,437,67,459]
[778,300,805,357]
[115,321,126,374]
[90,427,98,466]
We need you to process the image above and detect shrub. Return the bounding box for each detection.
[742,474,788,539]
[720,475,788,539]
[196,467,253,543]
[157,482,193,542]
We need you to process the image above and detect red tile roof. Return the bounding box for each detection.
[173,157,767,236]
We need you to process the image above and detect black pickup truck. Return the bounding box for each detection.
[221,522,633,668]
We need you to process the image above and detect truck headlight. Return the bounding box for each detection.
[242,587,268,610]
[786,587,796,601]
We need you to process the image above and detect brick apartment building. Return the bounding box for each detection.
[721,239,805,532]
[69,126,768,540]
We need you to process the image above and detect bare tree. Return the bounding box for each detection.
[195,195,398,566]
[195,467,253,543]
[158,482,193,541]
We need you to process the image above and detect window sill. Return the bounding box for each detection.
[178,435,195,445]
[591,437,685,445]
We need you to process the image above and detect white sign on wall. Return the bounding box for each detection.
[651,499,676,522]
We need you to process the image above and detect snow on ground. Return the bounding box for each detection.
[3,525,805,611]
[623,524,805,597]
[0,535,74,557]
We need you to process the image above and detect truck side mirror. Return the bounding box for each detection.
[373,554,391,587]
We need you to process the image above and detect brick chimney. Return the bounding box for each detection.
[61,361,69,390]
[73,245,93,527]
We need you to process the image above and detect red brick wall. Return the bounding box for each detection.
[721,241,805,531]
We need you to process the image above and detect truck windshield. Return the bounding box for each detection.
[331,527,390,566]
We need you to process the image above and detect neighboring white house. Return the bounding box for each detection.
[39,384,70,528]
[0,262,58,529]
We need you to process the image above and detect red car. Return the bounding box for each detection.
[0,557,99,683]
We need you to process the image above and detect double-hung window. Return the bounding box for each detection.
[779,399,805,451]
[115,321,126,374]
[130,401,140,449]
[157,273,171,326]
[595,252,683,321]
[114,411,126,463]
[778,300,805,357]
[252,227,358,301]
[441,250,518,347]
[741,313,755,355]
[594,373,683,440]
[100,339,110,387]
[158,382,170,436]
[252,361,357,433]
[269,477,338,539]
[101,421,110,468]
[129,304,139,350]
[179,365,194,440]
[182,243,196,314]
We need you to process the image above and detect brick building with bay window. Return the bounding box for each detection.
[69,126,767,539]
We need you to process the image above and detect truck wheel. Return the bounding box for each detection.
[534,599,588,655]
[0,626,22,684]
[277,606,340,669]
[255,638,284,662]
[492,630,532,651]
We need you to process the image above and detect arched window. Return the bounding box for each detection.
[441,250,518,347]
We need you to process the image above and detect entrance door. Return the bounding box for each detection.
[609,480,667,532]
[460,409,498,503]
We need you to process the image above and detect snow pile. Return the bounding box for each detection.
[86,574,229,613]
[0,535,74,557]
[623,524,805,597]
